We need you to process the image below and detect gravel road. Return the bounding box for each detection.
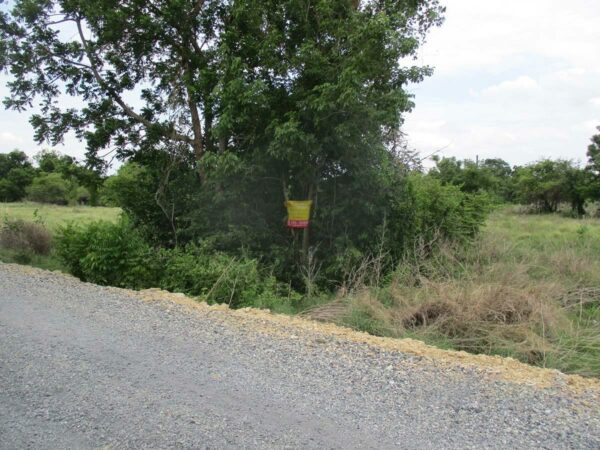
[1,263,599,449]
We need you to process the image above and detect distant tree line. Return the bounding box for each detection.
[429,126,600,216]
[0,149,102,205]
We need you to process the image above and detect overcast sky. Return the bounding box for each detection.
[1,0,599,168]
[403,0,600,167]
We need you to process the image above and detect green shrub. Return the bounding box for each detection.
[55,217,159,288]
[27,173,71,205]
[159,244,299,308]
[54,219,302,308]
[391,174,491,252]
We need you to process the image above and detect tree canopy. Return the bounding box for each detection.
[0,149,35,201]
[2,0,452,286]
[0,0,444,176]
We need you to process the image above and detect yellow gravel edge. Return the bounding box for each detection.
[136,288,600,395]
[5,262,600,396]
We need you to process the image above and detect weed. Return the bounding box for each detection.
[0,219,52,256]
[313,208,600,377]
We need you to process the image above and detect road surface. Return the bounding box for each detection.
[1,263,599,449]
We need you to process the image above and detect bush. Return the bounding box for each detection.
[389,174,491,257]
[55,217,159,288]
[0,219,52,256]
[27,173,71,204]
[159,244,299,309]
[54,219,302,309]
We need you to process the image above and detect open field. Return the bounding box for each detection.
[0,202,121,270]
[0,202,121,230]
[330,206,600,377]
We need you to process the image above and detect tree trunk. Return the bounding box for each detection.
[302,183,315,260]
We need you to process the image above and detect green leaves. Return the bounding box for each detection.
[586,126,600,178]
[1,0,443,173]
[2,0,452,288]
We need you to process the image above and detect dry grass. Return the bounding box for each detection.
[307,208,600,377]
[0,219,53,256]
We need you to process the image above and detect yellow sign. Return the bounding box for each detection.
[285,200,312,228]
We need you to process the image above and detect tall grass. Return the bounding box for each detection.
[308,208,600,377]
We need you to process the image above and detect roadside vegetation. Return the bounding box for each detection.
[1,1,600,377]
[335,208,600,377]
[2,198,600,377]
[0,203,120,270]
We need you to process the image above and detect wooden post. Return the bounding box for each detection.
[302,183,315,261]
[302,183,315,260]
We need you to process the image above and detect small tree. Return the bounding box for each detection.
[0,150,36,201]
[430,156,513,201]
[27,173,71,205]
[514,159,588,214]
[586,125,600,201]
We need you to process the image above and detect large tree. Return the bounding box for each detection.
[1,0,443,173]
[1,0,445,283]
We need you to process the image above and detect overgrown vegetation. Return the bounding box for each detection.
[0,218,52,264]
[4,205,598,377]
[0,203,120,270]
[1,1,600,378]
[328,209,600,377]
[54,217,303,311]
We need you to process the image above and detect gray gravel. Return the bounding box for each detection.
[1,263,599,449]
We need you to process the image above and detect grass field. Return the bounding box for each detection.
[0,202,121,231]
[323,206,600,377]
[0,202,121,270]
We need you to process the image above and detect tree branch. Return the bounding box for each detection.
[191,0,206,18]
[75,18,193,146]
[45,18,76,26]
[39,47,93,70]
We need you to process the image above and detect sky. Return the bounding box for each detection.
[1,0,599,168]
[403,0,600,167]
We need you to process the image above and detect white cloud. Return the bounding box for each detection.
[551,67,586,83]
[418,0,600,75]
[406,130,452,152]
[403,0,600,165]
[410,120,447,130]
[481,76,539,97]
[573,120,600,132]
[0,131,24,145]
